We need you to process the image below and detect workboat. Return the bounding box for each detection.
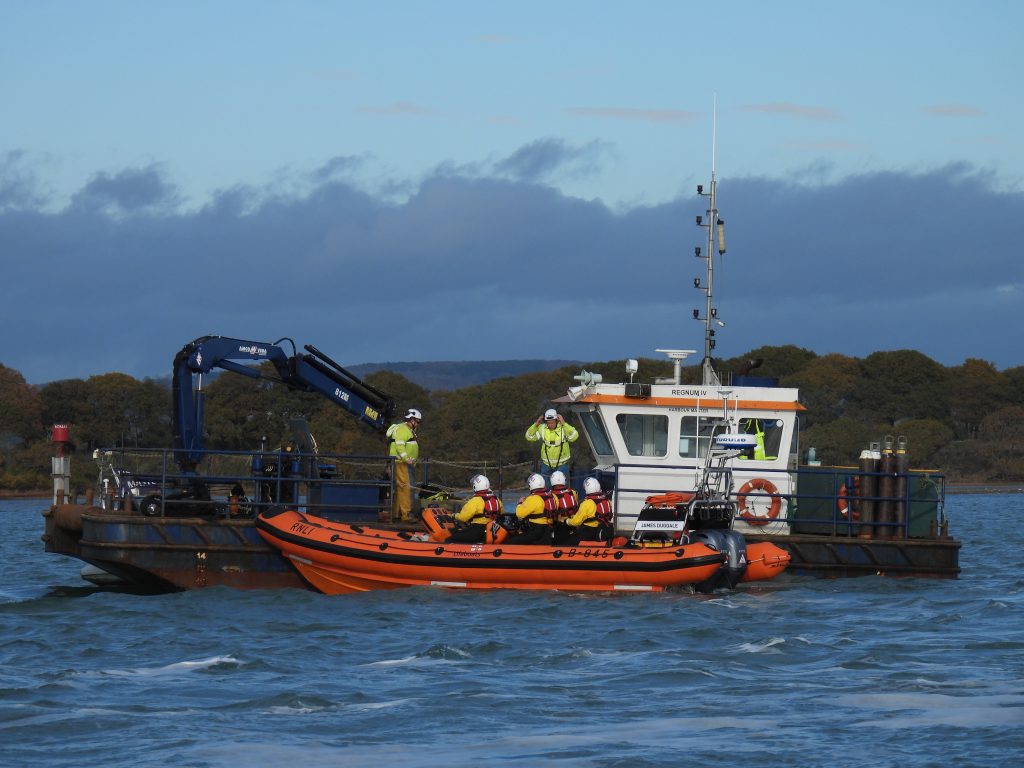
[543,163,959,577]
[255,437,792,594]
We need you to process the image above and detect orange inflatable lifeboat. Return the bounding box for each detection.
[256,508,732,595]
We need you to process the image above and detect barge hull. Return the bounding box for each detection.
[749,533,961,578]
[45,504,959,590]
[43,506,307,592]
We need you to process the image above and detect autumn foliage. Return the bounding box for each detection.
[2,347,1023,494]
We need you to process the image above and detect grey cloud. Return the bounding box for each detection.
[0,151,48,211]
[1,155,1021,384]
[311,155,367,183]
[69,164,180,213]
[493,138,608,183]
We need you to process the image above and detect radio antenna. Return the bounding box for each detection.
[694,96,727,386]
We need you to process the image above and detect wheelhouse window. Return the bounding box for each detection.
[736,417,785,461]
[678,416,726,459]
[578,411,614,458]
[615,414,668,457]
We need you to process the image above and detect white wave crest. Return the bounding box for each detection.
[98,655,243,677]
[735,637,786,653]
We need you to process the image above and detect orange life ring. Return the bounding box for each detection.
[838,477,860,520]
[736,478,781,526]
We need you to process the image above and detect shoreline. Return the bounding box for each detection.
[945,484,1024,494]
[4,482,1024,502]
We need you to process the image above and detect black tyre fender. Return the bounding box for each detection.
[139,494,163,517]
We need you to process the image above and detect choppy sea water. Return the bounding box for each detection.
[2,494,1022,768]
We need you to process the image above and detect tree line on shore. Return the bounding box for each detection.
[2,345,1023,494]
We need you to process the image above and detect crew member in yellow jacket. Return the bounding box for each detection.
[386,408,421,522]
[506,473,556,545]
[564,477,614,545]
[525,408,578,484]
[449,474,504,543]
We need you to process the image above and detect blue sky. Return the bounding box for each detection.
[2,0,1022,384]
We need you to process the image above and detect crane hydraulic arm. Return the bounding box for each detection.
[172,335,393,471]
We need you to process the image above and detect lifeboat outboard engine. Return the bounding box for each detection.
[691,529,749,592]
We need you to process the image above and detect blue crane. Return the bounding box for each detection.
[172,335,393,472]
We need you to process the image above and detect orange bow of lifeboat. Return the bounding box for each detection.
[255,508,729,595]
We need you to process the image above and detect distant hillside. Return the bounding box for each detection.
[348,360,582,391]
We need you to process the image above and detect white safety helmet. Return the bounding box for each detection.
[527,473,546,491]
[405,408,422,421]
[471,474,490,492]
[583,477,602,495]
[543,408,558,421]
[550,471,567,486]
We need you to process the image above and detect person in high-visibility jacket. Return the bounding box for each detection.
[525,408,578,483]
[738,418,772,461]
[564,477,614,545]
[506,473,556,545]
[449,474,504,543]
[386,408,421,522]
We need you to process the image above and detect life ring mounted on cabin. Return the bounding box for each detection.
[837,477,860,520]
[736,478,781,526]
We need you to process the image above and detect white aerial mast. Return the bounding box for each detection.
[694,97,727,387]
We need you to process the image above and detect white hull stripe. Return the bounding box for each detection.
[430,580,468,588]
[288,554,313,565]
[613,584,655,591]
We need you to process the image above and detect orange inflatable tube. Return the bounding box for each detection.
[256,508,730,595]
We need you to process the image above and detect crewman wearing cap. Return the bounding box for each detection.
[525,408,579,484]
[387,408,422,522]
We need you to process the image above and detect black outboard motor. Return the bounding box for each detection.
[691,529,749,592]
[685,496,749,592]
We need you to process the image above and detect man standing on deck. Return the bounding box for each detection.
[387,408,421,522]
[525,408,578,484]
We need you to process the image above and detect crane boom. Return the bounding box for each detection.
[172,335,393,471]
